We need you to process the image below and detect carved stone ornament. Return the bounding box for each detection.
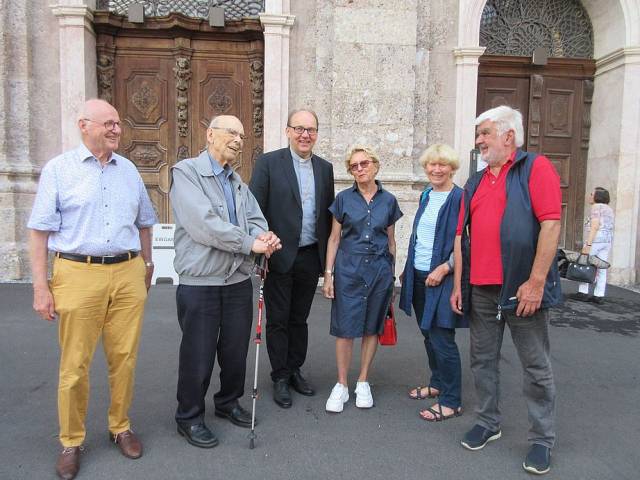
[97,53,115,104]
[131,81,160,117]
[249,59,264,137]
[208,84,232,114]
[480,0,594,58]
[174,57,192,138]
[98,1,265,21]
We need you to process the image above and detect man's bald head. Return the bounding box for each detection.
[77,98,122,163]
[77,99,118,123]
[206,115,245,167]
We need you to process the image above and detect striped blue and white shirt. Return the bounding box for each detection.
[413,190,451,271]
[27,143,157,255]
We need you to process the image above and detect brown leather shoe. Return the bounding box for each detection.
[110,429,143,459]
[55,446,81,480]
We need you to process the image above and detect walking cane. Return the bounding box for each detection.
[248,255,268,449]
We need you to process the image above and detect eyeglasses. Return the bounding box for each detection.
[287,125,318,136]
[349,160,373,172]
[83,118,121,131]
[210,127,246,141]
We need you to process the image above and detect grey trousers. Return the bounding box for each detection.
[470,285,556,448]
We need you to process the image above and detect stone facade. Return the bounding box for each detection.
[1,0,640,286]
[0,0,61,280]
[288,0,462,270]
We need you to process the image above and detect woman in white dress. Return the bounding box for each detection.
[575,187,614,304]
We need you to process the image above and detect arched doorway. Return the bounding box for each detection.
[476,0,595,250]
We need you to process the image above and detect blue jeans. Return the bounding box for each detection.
[412,269,462,409]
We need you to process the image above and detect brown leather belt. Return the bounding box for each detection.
[55,251,138,264]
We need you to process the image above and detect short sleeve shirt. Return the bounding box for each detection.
[456,153,561,285]
[584,203,614,244]
[27,143,157,255]
[329,181,403,255]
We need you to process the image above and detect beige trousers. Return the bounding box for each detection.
[51,256,147,447]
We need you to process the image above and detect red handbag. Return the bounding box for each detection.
[378,304,397,346]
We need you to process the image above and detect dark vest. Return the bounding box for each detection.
[460,150,562,314]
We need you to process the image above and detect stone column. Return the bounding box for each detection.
[260,1,295,152]
[590,47,640,284]
[50,0,97,150]
[452,46,485,182]
[0,0,36,279]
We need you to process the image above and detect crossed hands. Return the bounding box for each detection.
[252,231,282,258]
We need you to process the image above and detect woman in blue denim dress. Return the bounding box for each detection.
[322,145,403,413]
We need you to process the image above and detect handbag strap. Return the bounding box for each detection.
[577,253,590,265]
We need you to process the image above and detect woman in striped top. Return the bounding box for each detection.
[399,144,466,422]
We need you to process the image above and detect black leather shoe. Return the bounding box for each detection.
[214,405,255,428]
[177,423,219,448]
[273,378,293,408]
[290,370,315,396]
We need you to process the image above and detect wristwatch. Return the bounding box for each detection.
[145,261,154,268]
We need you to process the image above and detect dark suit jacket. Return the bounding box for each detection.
[249,147,335,274]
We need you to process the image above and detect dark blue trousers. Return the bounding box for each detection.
[175,279,253,426]
[412,269,462,409]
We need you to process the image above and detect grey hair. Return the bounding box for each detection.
[475,105,524,147]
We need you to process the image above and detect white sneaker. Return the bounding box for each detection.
[354,381,373,408]
[325,383,349,413]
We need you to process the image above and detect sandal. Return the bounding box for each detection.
[419,403,463,422]
[408,386,439,400]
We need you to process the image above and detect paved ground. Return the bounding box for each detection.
[1,280,639,480]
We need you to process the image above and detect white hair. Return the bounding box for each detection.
[475,105,524,148]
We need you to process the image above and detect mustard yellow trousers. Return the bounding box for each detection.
[50,256,147,447]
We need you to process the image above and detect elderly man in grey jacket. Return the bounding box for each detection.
[170,114,280,448]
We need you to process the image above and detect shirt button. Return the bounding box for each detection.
[365,235,369,238]
[106,239,110,243]
[104,204,108,207]
[106,222,110,226]
[367,210,370,213]
[363,296,367,299]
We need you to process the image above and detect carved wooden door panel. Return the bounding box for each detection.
[476,76,530,145]
[94,13,264,223]
[478,56,594,250]
[114,50,175,223]
[526,75,590,250]
[190,48,262,183]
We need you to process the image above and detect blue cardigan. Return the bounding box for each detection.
[399,185,466,331]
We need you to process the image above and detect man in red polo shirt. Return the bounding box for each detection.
[451,105,562,475]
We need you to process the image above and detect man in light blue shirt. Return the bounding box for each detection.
[28,99,156,480]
